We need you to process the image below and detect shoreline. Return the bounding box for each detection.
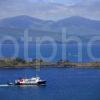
[0,57,100,68]
[0,64,100,69]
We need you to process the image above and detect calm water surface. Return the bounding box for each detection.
[0,68,100,100]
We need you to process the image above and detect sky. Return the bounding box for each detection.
[0,0,100,20]
[50,0,81,5]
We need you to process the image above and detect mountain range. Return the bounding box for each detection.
[0,15,100,43]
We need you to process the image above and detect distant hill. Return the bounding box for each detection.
[0,15,53,30]
[50,16,100,34]
[0,15,100,43]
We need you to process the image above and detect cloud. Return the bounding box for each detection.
[69,0,100,20]
[0,0,100,20]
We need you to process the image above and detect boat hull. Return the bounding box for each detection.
[15,80,46,86]
[37,80,46,85]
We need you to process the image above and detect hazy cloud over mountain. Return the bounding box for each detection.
[0,0,100,20]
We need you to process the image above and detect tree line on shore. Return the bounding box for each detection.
[0,57,100,68]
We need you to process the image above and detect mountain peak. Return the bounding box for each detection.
[1,15,45,22]
[61,16,92,21]
[0,15,47,29]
